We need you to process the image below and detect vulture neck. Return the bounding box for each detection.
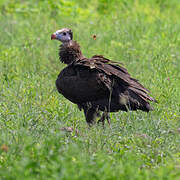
[59,40,84,65]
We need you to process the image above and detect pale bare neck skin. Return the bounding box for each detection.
[62,40,72,47]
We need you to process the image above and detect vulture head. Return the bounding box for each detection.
[51,28,73,43]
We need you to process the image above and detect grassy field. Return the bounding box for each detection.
[0,0,180,179]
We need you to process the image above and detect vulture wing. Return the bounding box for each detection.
[72,55,156,111]
[56,62,111,105]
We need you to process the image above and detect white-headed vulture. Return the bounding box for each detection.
[51,28,156,126]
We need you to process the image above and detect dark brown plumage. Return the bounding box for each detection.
[51,28,156,125]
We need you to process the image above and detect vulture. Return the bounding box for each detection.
[51,28,156,126]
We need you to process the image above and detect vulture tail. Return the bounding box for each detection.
[127,88,154,112]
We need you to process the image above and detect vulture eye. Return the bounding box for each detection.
[63,32,66,36]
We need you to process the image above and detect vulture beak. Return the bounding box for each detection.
[51,33,56,40]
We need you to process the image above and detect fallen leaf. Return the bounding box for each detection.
[1,144,8,152]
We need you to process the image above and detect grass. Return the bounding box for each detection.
[0,0,180,179]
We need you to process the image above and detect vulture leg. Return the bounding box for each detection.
[106,113,111,126]
[98,112,106,126]
[98,108,111,127]
[83,104,99,126]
